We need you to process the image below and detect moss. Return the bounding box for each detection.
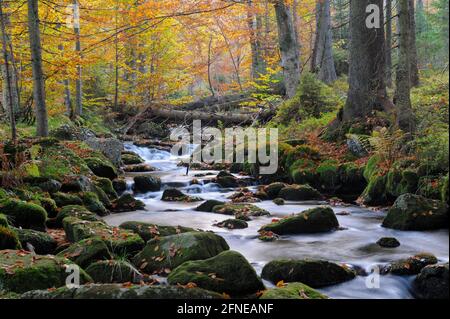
[291,168,316,186]
[167,251,264,296]
[122,153,144,165]
[263,183,287,199]
[132,232,229,274]
[214,219,248,230]
[260,282,328,299]
[133,176,161,193]
[63,217,144,257]
[389,253,438,275]
[417,176,443,200]
[260,206,339,235]
[57,238,112,268]
[212,204,270,219]
[111,194,145,213]
[278,184,323,201]
[119,221,195,242]
[261,259,356,288]
[284,145,321,171]
[363,155,382,181]
[79,192,108,216]
[94,177,118,200]
[112,178,127,194]
[273,198,285,206]
[161,189,202,202]
[55,205,100,228]
[84,157,118,180]
[0,199,47,231]
[316,160,339,192]
[195,200,225,212]
[51,192,83,207]
[0,250,92,293]
[13,228,57,255]
[0,226,22,250]
[0,214,9,227]
[360,175,389,206]
[85,260,139,283]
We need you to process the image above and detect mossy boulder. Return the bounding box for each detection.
[382,193,448,230]
[111,194,145,213]
[123,164,156,173]
[86,260,140,283]
[260,206,339,235]
[55,205,100,228]
[51,192,83,208]
[260,282,328,299]
[360,175,389,206]
[0,213,9,227]
[261,259,356,288]
[195,200,225,212]
[167,251,264,296]
[79,192,108,216]
[0,226,22,250]
[21,283,223,299]
[13,228,57,255]
[94,177,118,200]
[215,176,239,188]
[388,253,438,276]
[37,179,62,194]
[57,238,112,268]
[0,250,92,293]
[376,237,400,248]
[161,189,202,202]
[214,219,248,230]
[414,263,449,299]
[63,217,144,257]
[212,204,270,220]
[60,175,94,193]
[84,157,118,180]
[133,176,161,193]
[273,198,285,206]
[119,221,195,242]
[132,232,229,274]
[34,196,58,219]
[278,184,322,201]
[112,178,127,194]
[0,199,47,231]
[122,153,144,165]
[263,183,287,199]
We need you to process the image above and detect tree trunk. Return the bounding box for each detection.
[207,35,215,97]
[114,4,119,111]
[408,0,419,87]
[311,0,337,84]
[395,0,415,133]
[342,0,389,122]
[247,0,265,79]
[385,0,393,87]
[73,0,82,116]
[0,0,16,141]
[274,0,300,98]
[27,0,48,137]
[56,23,72,118]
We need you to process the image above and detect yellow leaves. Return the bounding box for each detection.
[276,280,286,288]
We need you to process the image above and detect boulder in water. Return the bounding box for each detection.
[414,263,449,299]
[212,204,270,220]
[278,184,323,201]
[111,194,145,213]
[213,219,248,230]
[376,237,400,248]
[84,157,118,180]
[133,176,161,193]
[263,183,287,199]
[167,251,265,296]
[261,259,356,288]
[260,282,328,299]
[260,206,339,235]
[119,221,195,242]
[122,153,144,165]
[195,200,225,212]
[388,253,438,275]
[161,189,202,202]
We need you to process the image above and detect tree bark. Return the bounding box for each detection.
[207,35,215,97]
[56,23,72,118]
[0,0,16,141]
[395,0,415,133]
[274,0,301,98]
[27,0,48,137]
[385,0,393,87]
[247,0,265,79]
[342,0,389,122]
[408,0,419,87]
[73,0,83,116]
[311,0,337,84]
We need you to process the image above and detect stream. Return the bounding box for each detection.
[103,143,449,299]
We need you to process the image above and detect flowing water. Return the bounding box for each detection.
[104,143,449,299]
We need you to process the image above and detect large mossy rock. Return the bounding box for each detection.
[195,200,225,212]
[63,217,144,257]
[21,284,223,299]
[261,259,356,288]
[260,206,339,235]
[57,238,112,268]
[132,232,229,273]
[55,205,100,228]
[214,219,248,230]
[119,221,195,242]
[85,260,140,283]
[85,137,123,167]
[94,177,118,200]
[0,250,92,293]
[13,228,57,255]
[0,226,22,250]
[84,157,118,180]
[414,263,449,299]
[260,282,328,299]
[388,253,438,275]
[0,199,47,231]
[212,204,270,220]
[122,153,144,165]
[278,184,322,201]
[79,192,109,216]
[51,192,83,207]
[382,194,448,230]
[167,251,264,296]
[0,213,9,227]
[263,183,287,199]
[111,194,145,213]
[133,176,161,193]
